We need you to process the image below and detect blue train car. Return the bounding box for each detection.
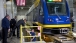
[27,0,72,34]
[40,0,71,34]
[42,0,70,24]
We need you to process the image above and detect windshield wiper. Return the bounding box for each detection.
[54,7,61,19]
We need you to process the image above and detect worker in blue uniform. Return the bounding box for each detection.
[30,29,36,41]
[2,15,10,43]
[26,29,36,41]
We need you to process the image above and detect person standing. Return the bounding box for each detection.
[2,15,10,43]
[10,16,17,36]
[10,19,26,38]
[16,19,26,38]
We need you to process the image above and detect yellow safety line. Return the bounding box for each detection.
[44,24,71,28]
[35,22,72,28]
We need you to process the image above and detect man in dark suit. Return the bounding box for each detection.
[2,15,10,43]
[16,19,26,38]
[10,19,26,38]
[10,16,17,36]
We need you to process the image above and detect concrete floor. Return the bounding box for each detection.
[0,36,20,43]
[0,36,47,43]
[0,36,46,43]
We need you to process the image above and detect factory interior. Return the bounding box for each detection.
[0,0,76,43]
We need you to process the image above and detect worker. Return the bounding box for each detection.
[10,16,17,36]
[9,19,26,38]
[26,29,36,42]
[16,19,26,38]
[30,29,36,41]
[2,14,10,43]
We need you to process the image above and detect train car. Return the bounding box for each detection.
[26,0,72,34]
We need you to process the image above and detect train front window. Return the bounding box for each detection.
[46,2,67,15]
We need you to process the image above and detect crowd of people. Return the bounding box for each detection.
[1,14,41,43]
[1,14,26,43]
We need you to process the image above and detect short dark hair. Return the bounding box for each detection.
[5,14,9,17]
[31,29,34,31]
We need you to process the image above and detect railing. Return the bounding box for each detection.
[20,25,42,43]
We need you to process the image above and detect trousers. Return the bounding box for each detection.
[2,28,8,43]
[10,26,20,37]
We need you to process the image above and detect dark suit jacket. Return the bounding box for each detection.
[10,18,16,28]
[2,17,10,29]
[16,19,25,27]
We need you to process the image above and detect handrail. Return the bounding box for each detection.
[20,25,42,43]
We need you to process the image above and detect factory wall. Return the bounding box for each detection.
[17,9,27,21]
[17,9,27,15]
[6,1,17,19]
[0,0,17,29]
[16,15,26,21]
[26,11,33,26]
[0,0,6,29]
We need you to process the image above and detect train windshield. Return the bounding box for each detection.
[46,2,67,15]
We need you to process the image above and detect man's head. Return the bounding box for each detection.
[15,16,17,19]
[24,19,26,22]
[31,29,34,32]
[5,14,10,20]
